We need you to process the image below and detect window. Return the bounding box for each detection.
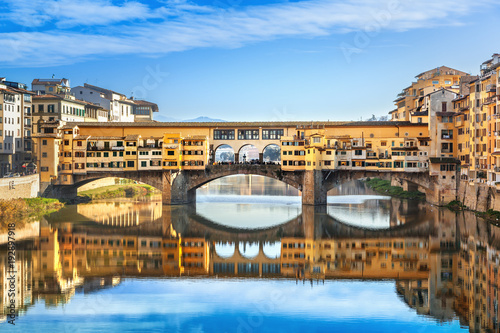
[42,152,47,158]
[432,80,439,85]
[441,129,453,139]
[354,150,363,156]
[141,161,147,167]
[262,129,284,140]
[313,137,321,143]
[441,142,453,153]
[48,104,55,113]
[127,161,134,168]
[41,167,49,172]
[238,129,259,140]
[42,140,47,146]
[441,102,447,112]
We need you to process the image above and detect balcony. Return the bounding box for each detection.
[484,96,497,105]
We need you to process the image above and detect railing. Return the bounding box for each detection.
[484,96,497,105]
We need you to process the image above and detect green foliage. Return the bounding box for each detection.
[446,200,465,211]
[0,198,63,232]
[364,178,425,200]
[486,209,500,220]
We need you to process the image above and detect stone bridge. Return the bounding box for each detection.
[44,164,447,206]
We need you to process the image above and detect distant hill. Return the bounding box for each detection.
[181,116,226,122]
[154,115,226,122]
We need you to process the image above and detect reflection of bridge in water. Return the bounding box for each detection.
[43,201,438,280]
[7,205,500,329]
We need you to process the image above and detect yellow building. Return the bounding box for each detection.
[391,66,467,122]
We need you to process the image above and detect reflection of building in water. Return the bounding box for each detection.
[7,206,500,332]
[76,199,162,227]
[0,249,33,321]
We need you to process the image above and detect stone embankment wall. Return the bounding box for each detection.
[457,181,500,212]
[0,174,39,200]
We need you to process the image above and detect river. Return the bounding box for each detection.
[0,175,497,332]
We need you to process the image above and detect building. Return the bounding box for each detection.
[0,78,34,176]
[71,84,135,122]
[31,78,71,95]
[390,66,468,122]
[131,99,158,122]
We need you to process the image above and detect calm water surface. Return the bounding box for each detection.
[1,176,496,332]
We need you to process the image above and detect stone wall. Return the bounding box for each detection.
[0,174,39,200]
[457,181,500,212]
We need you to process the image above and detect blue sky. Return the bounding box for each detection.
[0,0,499,121]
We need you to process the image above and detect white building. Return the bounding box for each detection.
[72,84,134,122]
[0,78,34,176]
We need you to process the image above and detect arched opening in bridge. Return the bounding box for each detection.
[262,144,281,164]
[215,242,235,258]
[214,144,235,163]
[325,179,428,229]
[197,175,299,197]
[239,242,259,259]
[74,176,162,199]
[263,242,281,259]
[238,144,259,163]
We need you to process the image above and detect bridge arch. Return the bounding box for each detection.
[238,242,259,259]
[323,170,430,195]
[214,144,235,163]
[215,242,235,258]
[263,241,281,259]
[262,144,281,163]
[237,144,259,163]
[184,164,303,195]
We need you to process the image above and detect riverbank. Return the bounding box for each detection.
[0,198,63,231]
[364,178,425,200]
[78,184,159,200]
[446,199,500,225]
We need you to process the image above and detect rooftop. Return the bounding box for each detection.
[66,120,426,128]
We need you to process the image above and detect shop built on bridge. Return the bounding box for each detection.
[34,120,459,205]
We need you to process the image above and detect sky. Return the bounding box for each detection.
[0,0,499,122]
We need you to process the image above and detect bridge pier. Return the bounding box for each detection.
[162,171,196,205]
[302,170,327,206]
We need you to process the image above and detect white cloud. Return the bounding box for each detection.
[3,0,157,27]
[0,0,493,67]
